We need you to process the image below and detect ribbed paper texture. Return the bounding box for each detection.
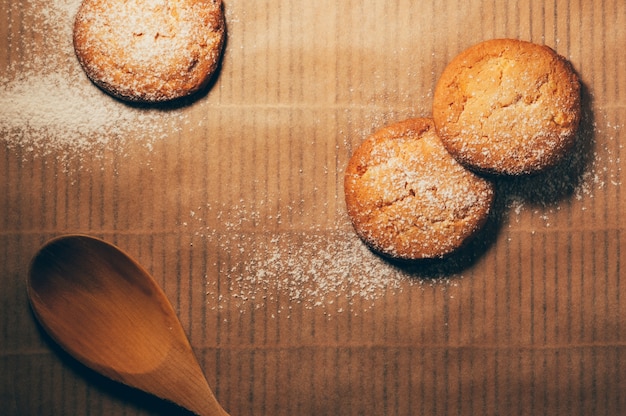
[1,0,625,414]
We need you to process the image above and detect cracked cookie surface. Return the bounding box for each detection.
[433,39,581,175]
[73,0,225,102]
[344,118,495,260]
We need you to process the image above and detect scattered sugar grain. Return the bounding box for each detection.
[505,112,621,226]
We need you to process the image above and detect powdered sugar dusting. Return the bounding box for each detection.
[1,0,190,164]
[0,72,181,157]
[184,203,462,315]
[228,231,408,314]
[504,108,622,224]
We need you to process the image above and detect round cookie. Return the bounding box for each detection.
[432,39,581,175]
[73,0,225,103]
[344,118,495,260]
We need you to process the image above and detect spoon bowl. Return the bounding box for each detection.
[27,235,229,416]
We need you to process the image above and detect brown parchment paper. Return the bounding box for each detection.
[2,0,626,415]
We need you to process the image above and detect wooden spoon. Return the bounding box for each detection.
[27,235,229,416]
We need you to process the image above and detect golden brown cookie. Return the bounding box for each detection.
[433,39,581,175]
[73,0,225,102]
[344,118,495,260]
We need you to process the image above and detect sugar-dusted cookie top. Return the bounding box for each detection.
[73,0,225,102]
[433,39,581,175]
[344,118,495,260]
